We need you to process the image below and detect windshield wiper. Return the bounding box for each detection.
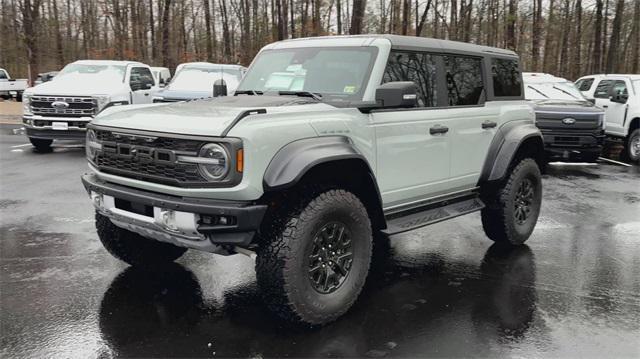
[552,85,579,99]
[234,90,264,95]
[527,85,549,98]
[278,91,323,101]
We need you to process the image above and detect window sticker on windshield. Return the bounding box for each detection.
[343,85,356,93]
[285,64,303,72]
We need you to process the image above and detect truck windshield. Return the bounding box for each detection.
[0,70,7,79]
[57,64,126,82]
[524,82,587,101]
[168,66,242,92]
[237,47,378,101]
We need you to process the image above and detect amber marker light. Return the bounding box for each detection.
[237,149,244,173]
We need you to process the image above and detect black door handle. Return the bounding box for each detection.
[482,120,497,129]
[430,125,449,135]
[602,105,608,108]
[144,93,149,96]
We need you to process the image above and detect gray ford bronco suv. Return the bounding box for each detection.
[82,35,544,326]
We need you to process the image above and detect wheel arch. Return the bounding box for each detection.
[479,120,545,184]
[262,136,386,230]
[628,117,640,134]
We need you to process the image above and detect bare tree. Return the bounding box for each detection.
[350,0,366,34]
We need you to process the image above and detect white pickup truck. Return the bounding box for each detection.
[22,60,158,151]
[0,68,28,101]
[575,74,640,163]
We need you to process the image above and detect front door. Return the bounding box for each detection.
[371,51,452,209]
[129,67,156,104]
[594,79,628,136]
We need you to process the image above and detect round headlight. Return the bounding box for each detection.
[86,129,98,160]
[198,143,229,180]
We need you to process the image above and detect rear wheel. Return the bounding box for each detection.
[95,212,187,268]
[256,189,373,326]
[29,138,52,152]
[481,158,542,245]
[625,129,640,164]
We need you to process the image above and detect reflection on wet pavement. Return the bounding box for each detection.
[1,128,639,358]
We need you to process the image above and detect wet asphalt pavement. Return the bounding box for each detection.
[1,123,639,358]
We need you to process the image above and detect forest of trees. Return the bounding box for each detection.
[0,0,638,84]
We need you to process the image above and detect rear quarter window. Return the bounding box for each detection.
[491,58,522,97]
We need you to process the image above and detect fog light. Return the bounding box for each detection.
[160,209,179,231]
[91,192,103,209]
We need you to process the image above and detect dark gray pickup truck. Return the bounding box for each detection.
[524,74,605,162]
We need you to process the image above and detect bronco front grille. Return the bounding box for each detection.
[93,128,209,186]
[30,96,96,117]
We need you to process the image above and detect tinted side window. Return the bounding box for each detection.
[594,80,614,98]
[130,67,155,87]
[491,58,521,97]
[577,78,594,91]
[0,70,7,79]
[382,51,438,107]
[444,56,484,106]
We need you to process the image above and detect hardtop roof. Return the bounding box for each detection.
[272,34,518,58]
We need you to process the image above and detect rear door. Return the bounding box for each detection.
[371,51,453,208]
[445,55,506,189]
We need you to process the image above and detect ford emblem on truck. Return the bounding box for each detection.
[562,117,576,125]
[51,101,69,109]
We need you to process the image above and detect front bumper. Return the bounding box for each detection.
[23,115,90,140]
[81,173,267,251]
[540,129,605,161]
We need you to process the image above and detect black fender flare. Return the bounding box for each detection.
[263,136,386,229]
[264,136,373,190]
[479,120,544,183]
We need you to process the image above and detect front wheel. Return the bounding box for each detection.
[626,129,640,164]
[256,189,373,326]
[95,213,187,267]
[481,158,542,245]
[29,138,52,152]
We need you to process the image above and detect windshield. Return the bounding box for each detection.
[0,70,7,79]
[57,64,126,82]
[169,67,242,92]
[237,47,378,100]
[524,81,587,101]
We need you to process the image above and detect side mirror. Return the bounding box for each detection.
[213,79,228,97]
[375,81,418,108]
[144,82,153,90]
[610,93,628,104]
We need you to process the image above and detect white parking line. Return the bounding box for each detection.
[10,143,31,148]
[598,157,632,167]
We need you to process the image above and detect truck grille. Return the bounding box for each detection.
[92,128,209,186]
[535,111,602,130]
[30,96,96,117]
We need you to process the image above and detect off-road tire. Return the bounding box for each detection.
[625,129,640,164]
[481,158,542,245]
[95,212,187,267]
[255,189,373,326]
[29,138,52,152]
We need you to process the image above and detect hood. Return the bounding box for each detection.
[27,75,125,96]
[155,88,213,101]
[531,99,603,114]
[93,95,332,136]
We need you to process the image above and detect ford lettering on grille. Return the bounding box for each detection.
[115,144,176,163]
